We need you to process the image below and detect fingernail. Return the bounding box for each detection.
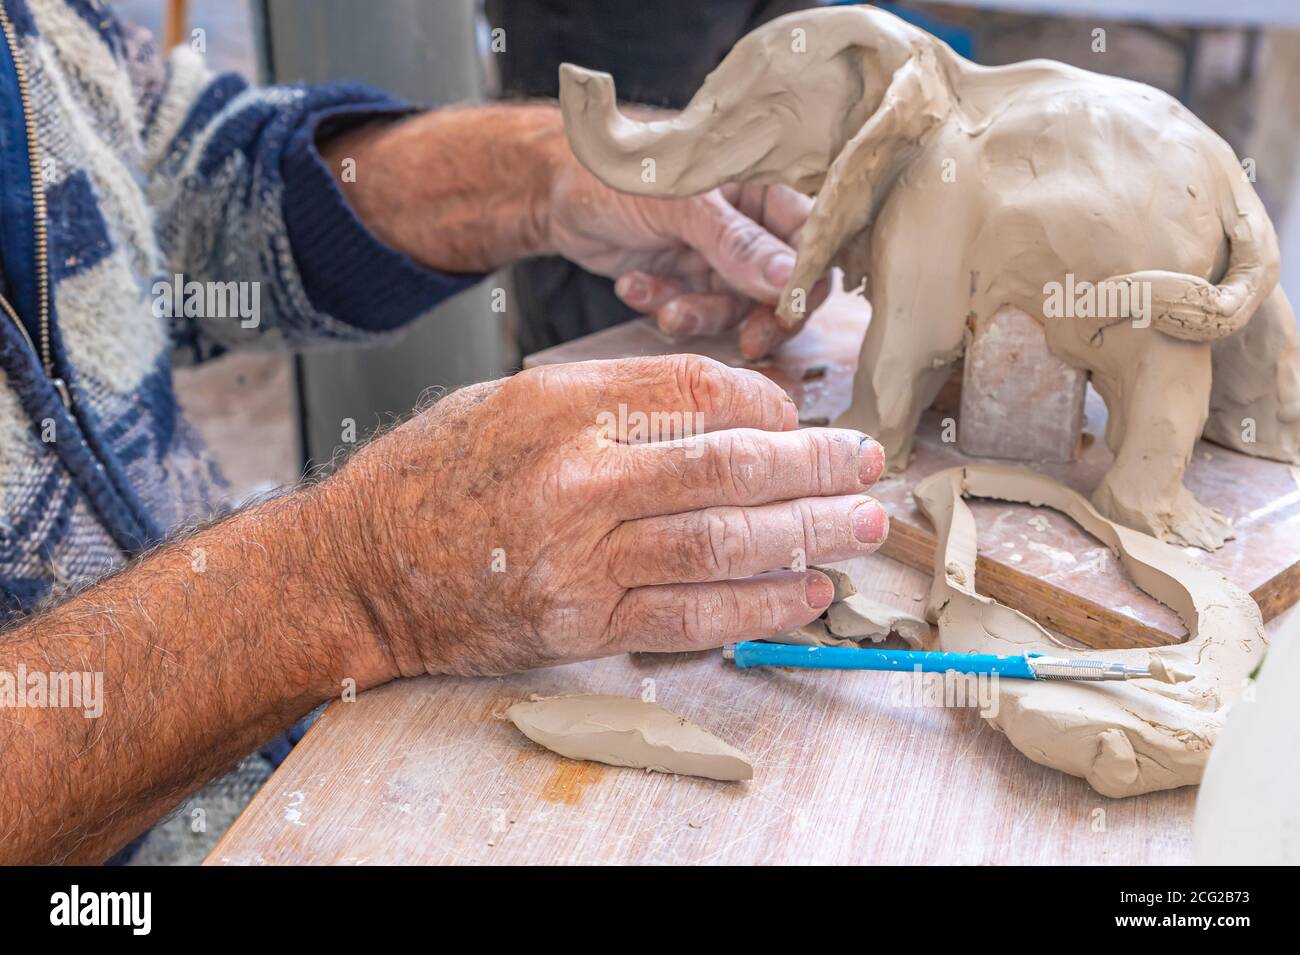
[764,254,796,288]
[618,275,648,306]
[858,437,885,485]
[676,309,701,335]
[804,571,835,610]
[853,500,889,545]
[660,301,699,335]
[658,306,681,334]
[782,399,799,430]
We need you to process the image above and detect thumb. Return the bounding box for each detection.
[680,192,796,305]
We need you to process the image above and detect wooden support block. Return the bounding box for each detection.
[958,306,1085,463]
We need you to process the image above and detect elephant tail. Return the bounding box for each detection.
[1098,175,1279,343]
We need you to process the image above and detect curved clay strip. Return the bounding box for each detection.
[913,464,1266,797]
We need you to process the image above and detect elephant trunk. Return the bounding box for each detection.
[558,63,793,197]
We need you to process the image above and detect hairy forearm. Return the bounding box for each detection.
[320,103,568,273]
[0,481,391,864]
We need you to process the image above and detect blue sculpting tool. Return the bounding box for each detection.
[723,642,1155,682]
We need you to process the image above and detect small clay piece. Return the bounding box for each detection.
[914,464,1266,797]
[770,565,929,648]
[825,594,929,647]
[818,565,858,603]
[778,618,843,648]
[507,694,753,781]
[560,5,1300,551]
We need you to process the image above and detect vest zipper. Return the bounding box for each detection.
[0,1,69,409]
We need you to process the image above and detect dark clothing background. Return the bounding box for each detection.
[486,0,811,357]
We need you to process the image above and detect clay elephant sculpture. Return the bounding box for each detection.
[558,4,1300,550]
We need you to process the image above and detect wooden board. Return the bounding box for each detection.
[527,294,1300,649]
[208,554,1213,866]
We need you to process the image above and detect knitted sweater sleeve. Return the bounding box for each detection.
[123,26,484,361]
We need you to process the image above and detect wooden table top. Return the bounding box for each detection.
[206,292,1281,865]
[208,553,1219,866]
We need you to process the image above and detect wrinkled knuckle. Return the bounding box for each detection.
[719,220,767,264]
[680,514,728,580]
[505,364,549,400]
[793,499,824,554]
[600,529,640,590]
[732,368,777,418]
[682,589,733,646]
[803,431,843,495]
[668,512,725,581]
[720,432,767,501]
[753,585,785,635]
[698,509,752,579]
[664,520,709,582]
[696,442,733,499]
[614,599,669,652]
[495,367,568,427]
[672,354,730,418]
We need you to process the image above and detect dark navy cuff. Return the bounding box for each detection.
[281,104,485,332]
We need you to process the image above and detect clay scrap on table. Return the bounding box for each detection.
[770,566,930,648]
[914,464,1266,798]
[560,4,1300,551]
[507,694,753,782]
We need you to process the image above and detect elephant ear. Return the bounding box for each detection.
[777,48,952,328]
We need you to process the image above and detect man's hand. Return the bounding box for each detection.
[546,175,819,360]
[0,356,885,861]
[328,355,887,676]
[322,104,822,359]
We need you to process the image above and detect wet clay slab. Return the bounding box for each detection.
[527,293,1300,649]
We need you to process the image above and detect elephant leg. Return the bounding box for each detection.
[837,270,966,471]
[1087,325,1232,550]
[1205,286,1300,464]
